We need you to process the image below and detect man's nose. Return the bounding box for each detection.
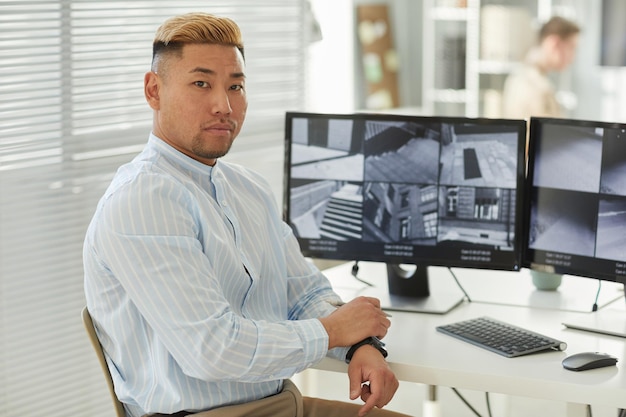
[212,89,232,115]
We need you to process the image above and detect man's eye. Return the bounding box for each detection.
[194,81,209,88]
[230,84,244,91]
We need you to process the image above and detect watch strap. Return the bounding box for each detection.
[345,337,388,364]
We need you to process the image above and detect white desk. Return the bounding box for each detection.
[316,262,626,415]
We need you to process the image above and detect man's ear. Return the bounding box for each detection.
[144,71,160,110]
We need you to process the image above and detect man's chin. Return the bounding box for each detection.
[192,138,233,159]
[194,147,232,161]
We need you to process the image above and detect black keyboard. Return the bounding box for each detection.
[436,316,567,358]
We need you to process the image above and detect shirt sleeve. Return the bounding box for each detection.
[280,222,350,361]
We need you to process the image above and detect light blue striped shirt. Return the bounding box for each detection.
[83,134,345,417]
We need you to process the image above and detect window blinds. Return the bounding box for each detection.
[0,1,306,416]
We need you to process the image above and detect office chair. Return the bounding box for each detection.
[82,306,127,417]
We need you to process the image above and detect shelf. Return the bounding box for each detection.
[474,60,521,75]
[423,0,572,118]
[430,6,470,21]
[429,89,468,103]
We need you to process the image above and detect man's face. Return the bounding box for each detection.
[145,43,248,166]
[554,34,579,71]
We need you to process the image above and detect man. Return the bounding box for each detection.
[83,12,408,417]
[502,16,581,120]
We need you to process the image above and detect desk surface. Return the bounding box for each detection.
[317,261,626,409]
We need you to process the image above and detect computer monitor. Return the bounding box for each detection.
[523,117,626,336]
[283,112,527,313]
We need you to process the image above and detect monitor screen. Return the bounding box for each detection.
[283,112,527,311]
[523,117,626,285]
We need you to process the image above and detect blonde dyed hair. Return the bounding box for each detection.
[151,12,244,72]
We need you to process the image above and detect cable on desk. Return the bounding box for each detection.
[618,408,626,417]
[485,392,493,417]
[451,388,483,417]
[447,267,472,302]
[592,279,601,312]
[351,261,373,287]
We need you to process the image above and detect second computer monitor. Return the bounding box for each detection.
[523,116,626,285]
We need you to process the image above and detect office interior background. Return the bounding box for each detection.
[0,1,624,416]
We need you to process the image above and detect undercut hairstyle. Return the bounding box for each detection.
[151,12,245,73]
[539,16,580,42]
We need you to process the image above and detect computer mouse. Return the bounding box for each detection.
[562,352,618,372]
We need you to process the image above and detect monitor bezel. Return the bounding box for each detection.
[283,111,527,273]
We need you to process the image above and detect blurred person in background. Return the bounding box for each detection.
[502,16,580,121]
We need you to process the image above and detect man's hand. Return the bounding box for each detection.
[347,345,399,416]
[318,296,390,349]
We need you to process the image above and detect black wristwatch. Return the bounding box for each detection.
[345,337,388,364]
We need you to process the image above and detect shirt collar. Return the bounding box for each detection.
[148,132,217,176]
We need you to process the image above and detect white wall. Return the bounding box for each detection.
[306,0,356,112]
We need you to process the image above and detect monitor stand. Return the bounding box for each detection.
[362,263,465,314]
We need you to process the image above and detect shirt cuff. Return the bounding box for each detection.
[293,318,330,366]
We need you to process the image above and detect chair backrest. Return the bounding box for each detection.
[82,306,127,417]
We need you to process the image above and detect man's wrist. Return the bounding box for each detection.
[345,337,388,363]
